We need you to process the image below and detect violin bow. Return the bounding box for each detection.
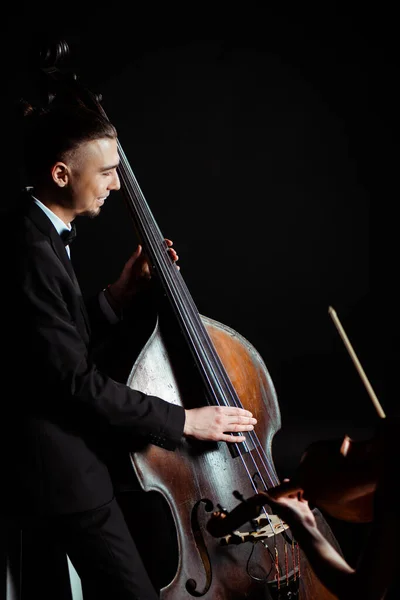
[328,306,386,419]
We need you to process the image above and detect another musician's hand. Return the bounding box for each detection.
[264,480,317,530]
[183,406,257,442]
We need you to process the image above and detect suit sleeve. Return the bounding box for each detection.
[16,241,185,450]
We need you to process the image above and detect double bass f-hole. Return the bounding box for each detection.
[30,40,341,600]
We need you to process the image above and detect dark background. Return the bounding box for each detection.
[2,1,399,594]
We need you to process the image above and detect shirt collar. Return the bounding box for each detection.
[32,196,72,236]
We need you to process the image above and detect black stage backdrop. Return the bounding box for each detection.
[1,2,398,597]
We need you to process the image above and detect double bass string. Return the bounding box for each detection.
[116,144,233,403]
[116,143,279,489]
[117,139,300,575]
[116,145,243,415]
[117,142,246,412]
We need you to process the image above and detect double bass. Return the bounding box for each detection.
[34,40,342,600]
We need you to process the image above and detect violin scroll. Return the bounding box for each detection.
[39,39,70,71]
[207,491,269,538]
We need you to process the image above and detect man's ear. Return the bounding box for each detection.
[51,162,69,187]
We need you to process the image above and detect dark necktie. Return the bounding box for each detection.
[61,222,77,246]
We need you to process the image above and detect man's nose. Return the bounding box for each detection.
[110,171,121,191]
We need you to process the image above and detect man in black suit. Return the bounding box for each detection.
[1,103,256,599]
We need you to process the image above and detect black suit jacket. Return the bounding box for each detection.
[1,193,185,517]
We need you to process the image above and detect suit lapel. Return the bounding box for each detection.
[24,196,92,335]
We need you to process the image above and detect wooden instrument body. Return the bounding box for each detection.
[127,314,340,600]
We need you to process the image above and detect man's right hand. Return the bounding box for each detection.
[184,406,257,443]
